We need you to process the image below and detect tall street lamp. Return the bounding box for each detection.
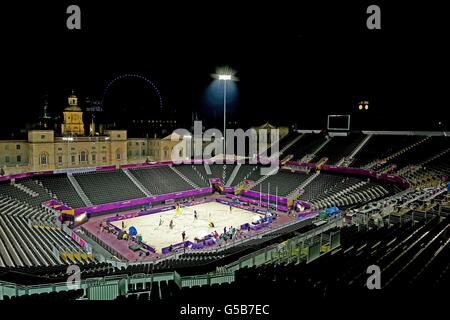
[218,74,231,157]
[214,67,237,159]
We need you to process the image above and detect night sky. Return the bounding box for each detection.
[1,1,448,138]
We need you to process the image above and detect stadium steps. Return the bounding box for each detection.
[0,215,26,267]
[349,134,373,159]
[169,165,199,189]
[0,246,5,267]
[305,137,332,163]
[225,163,241,186]
[287,172,320,199]
[421,147,450,167]
[256,130,296,160]
[204,162,212,175]
[232,165,260,188]
[192,165,210,186]
[67,173,93,207]
[343,134,373,167]
[246,166,279,190]
[366,136,431,170]
[6,217,40,266]
[0,221,15,267]
[16,219,49,266]
[122,169,152,196]
[280,133,304,155]
[12,217,58,266]
[222,165,227,184]
[12,182,38,197]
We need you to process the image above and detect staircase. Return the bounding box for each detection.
[280,133,304,155]
[287,172,320,199]
[12,183,38,197]
[422,147,450,167]
[340,134,373,167]
[222,165,227,184]
[226,163,241,186]
[300,154,315,163]
[365,136,431,170]
[289,172,320,196]
[247,166,279,190]
[306,138,332,163]
[192,165,209,185]
[123,169,152,196]
[204,162,212,175]
[169,166,199,189]
[67,174,92,207]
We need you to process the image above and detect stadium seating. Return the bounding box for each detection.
[129,166,194,195]
[0,212,89,267]
[310,133,365,165]
[300,173,346,201]
[208,164,236,184]
[35,174,86,208]
[74,170,145,205]
[230,164,261,187]
[0,132,448,303]
[0,196,52,221]
[173,165,210,188]
[425,147,450,176]
[372,136,449,172]
[251,170,311,197]
[148,216,449,304]
[351,135,422,168]
[283,133,326,161]
[299,173,393,209]
[0,179,52,208]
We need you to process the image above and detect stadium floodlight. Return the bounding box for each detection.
[212,67,238,158]
[218,74,232,81]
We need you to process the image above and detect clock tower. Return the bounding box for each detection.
[61,92,85,136]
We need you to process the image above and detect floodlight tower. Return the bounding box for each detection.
[218,74,232,156]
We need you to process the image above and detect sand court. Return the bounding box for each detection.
[111,201,263,252]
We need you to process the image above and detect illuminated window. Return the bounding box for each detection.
[39,153,48,165]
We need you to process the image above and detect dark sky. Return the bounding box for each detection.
[1,1,448,138]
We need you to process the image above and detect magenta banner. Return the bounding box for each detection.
[120,161,173,170]
[222,186,235,193]
[0,171,53,182]
[95,165,117,172]
[293,199,311,209]
[287,161,410,189]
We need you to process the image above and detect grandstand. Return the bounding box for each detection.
[0,130,449,305]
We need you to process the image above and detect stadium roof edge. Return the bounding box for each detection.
[295,129,449,136]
